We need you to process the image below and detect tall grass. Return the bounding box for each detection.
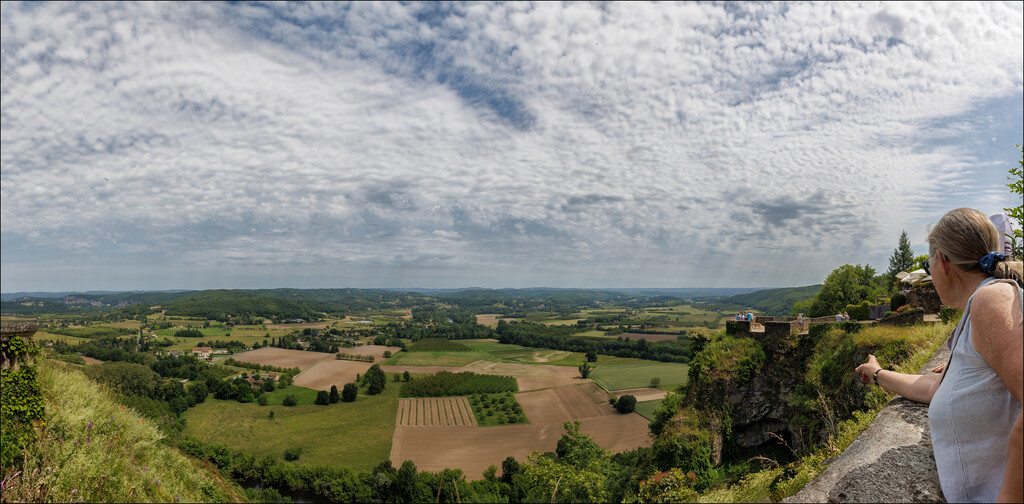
[1,360,245,503]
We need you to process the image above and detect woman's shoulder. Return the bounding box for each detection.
[973,280,1021,310]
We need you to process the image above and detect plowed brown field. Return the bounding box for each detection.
[614,387,668,402]
[389,413,650,476]
[516,385,613,424]
[345,345,403,360]
[230,347,331,370]
[576,381,616,404]
[293,359,373,391]
[396,397,477,427]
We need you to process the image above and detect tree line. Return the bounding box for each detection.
[495,321,691,363]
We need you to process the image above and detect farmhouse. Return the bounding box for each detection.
[191,346,213,359]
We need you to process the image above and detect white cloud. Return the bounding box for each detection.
[2,1,1022,291]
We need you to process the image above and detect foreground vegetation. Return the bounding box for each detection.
[0,360,245,503]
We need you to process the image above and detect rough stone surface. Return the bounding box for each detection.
[1,322,39,371]
[786,344,949,503]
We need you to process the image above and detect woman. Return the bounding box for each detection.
[855,208,1023,503]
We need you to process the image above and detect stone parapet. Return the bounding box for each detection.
[877,308,925,327]
[1,322,39,371]
[786,344,948,503]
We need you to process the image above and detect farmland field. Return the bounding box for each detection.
[396,397,477,427]
[231,347,332,370]
[389,412,650,477]
[516,385,613,424]
[589,359,688,391]
[182,382,399,472]
[617,332,683,342]
[33,331,92,344]
[382,349,491,367]
[293,359,373,391]
[633,399,664,421]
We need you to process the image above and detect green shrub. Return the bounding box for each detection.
[615,395,637,413]
[845,300,870,321]
[342,383,358,402]
[890,293,907,312]
[282,394,298,406]
[315,390,330,405]
[940,306,964,325]
[284,447,302,461]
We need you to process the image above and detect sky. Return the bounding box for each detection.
[2,1,1022,293]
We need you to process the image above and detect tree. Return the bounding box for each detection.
[615,395,637,413]
[578,361,593,379]
[403,370,411,382]
[805,264,882,317]
[282,394,298,406]
[342,383,358,402]
[649,377,661,388]
[886,231,916,293]
[329,385,340,403]
[262,377,276,392]
[366,364,387,395]
[585,352,597,363]
[500,456,520,485]
[189,381,208,404]
[258,393,269,406]
[1006,144,1024,259]
[315,390,330,405]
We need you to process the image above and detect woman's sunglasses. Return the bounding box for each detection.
[923,250,938,276]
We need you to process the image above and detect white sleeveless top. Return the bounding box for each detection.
[928,277,1023,502]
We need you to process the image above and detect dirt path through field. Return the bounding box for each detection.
[613,388,668,401]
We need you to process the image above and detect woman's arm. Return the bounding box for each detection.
[855,355,942,404]
[971,283,1024,503]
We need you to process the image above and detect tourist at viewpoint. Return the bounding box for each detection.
[855,208,1023,503]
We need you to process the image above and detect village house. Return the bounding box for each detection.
[191,346,213,359]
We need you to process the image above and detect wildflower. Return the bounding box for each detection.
[88,422,93,430]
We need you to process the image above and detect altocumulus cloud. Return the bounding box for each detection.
[1,1,1022,291]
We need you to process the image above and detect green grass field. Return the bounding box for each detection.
[460,340,589,366]
[182,382,399,472]
[32,331,92,344]
[262,385,321,406]
[633,399,664,421]
[589,359,689,391]
[383,349,492,367]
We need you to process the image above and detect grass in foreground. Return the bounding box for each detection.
[2,360,245,503]
[182,381,400,472]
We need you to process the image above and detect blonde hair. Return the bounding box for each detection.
[927,208,1023,287]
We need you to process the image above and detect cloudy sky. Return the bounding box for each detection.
[2,2,1022,293]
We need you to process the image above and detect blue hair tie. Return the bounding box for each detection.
[978,251,1005,275]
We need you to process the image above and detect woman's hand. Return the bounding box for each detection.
[855,354,881,384]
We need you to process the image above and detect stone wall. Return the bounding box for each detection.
[877,308,925,327]
[907,290,942,313]
[1,322,39,371]
[786,344,948,502]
